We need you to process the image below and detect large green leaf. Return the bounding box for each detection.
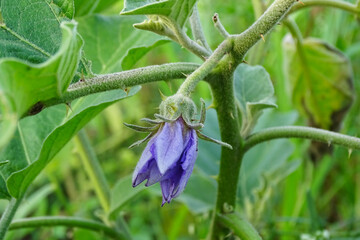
[0,21,82,150]
[77,15,167,74]
[0,0,74,63]
[234,64,277,137]
[0,87,140,199]
[283,36,353,129]
[121,0,197,28]
[74,0,119,17]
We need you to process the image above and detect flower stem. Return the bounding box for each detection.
[40,63,199,110]
[243,126,360,152]
[177,40,233,96]
[289,0,360,15]
[0,196,24,240]
[9,216,127,240]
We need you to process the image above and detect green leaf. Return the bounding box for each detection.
[0,21,83,150]
[217,212,262,240]
[0,0,74,63]
[121,0,197,28]
[0,87,140,199]
[77,15,167,74]
[110,175,146,219]
[234,64,277,137]
[52,0,75,19]
[283,36,353,129]
[74,0,119,17]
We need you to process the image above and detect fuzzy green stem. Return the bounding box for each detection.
[289,0,360,15]
[0,196,24,240]
[213,13,230,38]
[208,71,243,239]
[233,0,297,58]
[189,4,212,52]
[177,40,233,96]
[243,126,360,152]
[75,130,111,213]
[40,63,199,109]
[9,216,127,240]
[169,18,211,59]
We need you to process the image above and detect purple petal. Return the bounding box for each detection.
[132,134,159,186]
[152,120,186,174]
[145,159,162,186]
[160,163,183,205]
[172,131,198,198]
[180,129,197,170]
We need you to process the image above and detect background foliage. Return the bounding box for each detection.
[0,0,359,239]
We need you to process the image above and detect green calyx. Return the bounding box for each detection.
[159,94,196,124]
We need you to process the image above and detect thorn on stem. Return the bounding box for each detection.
[260,34,265,42]
[212,13,218,23]
[66,102,72,116]
[348,148,353,159]
[297,0,305,5]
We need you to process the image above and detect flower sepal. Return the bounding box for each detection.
[158,93,196,126]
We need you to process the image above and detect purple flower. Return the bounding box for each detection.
[132,118,198,206]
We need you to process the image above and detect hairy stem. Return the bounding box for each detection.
[233,0,297,58]
[289,0,360,14]
[177,40,233,96]
[9,216,127,240]
[190,4,212,52]
[169,18,211,59]
[243,126,360,152]
[0,196,24,240]
[41,63,199,109]
[213,13,230,38]
[208,71,243,239]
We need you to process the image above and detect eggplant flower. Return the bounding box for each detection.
[125,94,232,205]
[132,117,197,205]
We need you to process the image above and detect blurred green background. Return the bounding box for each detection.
[1,0,359,239]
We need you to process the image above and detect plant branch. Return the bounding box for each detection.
[213,13,230,38]
[233,0,297,58]
[0,196,24,240]
[289,0,360,15]
[243,126,360,152]
[168,18,211,59]
[189,4,212,52]
[177,40,233,96]
[9,216,127,240]
[40,63,199,109]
